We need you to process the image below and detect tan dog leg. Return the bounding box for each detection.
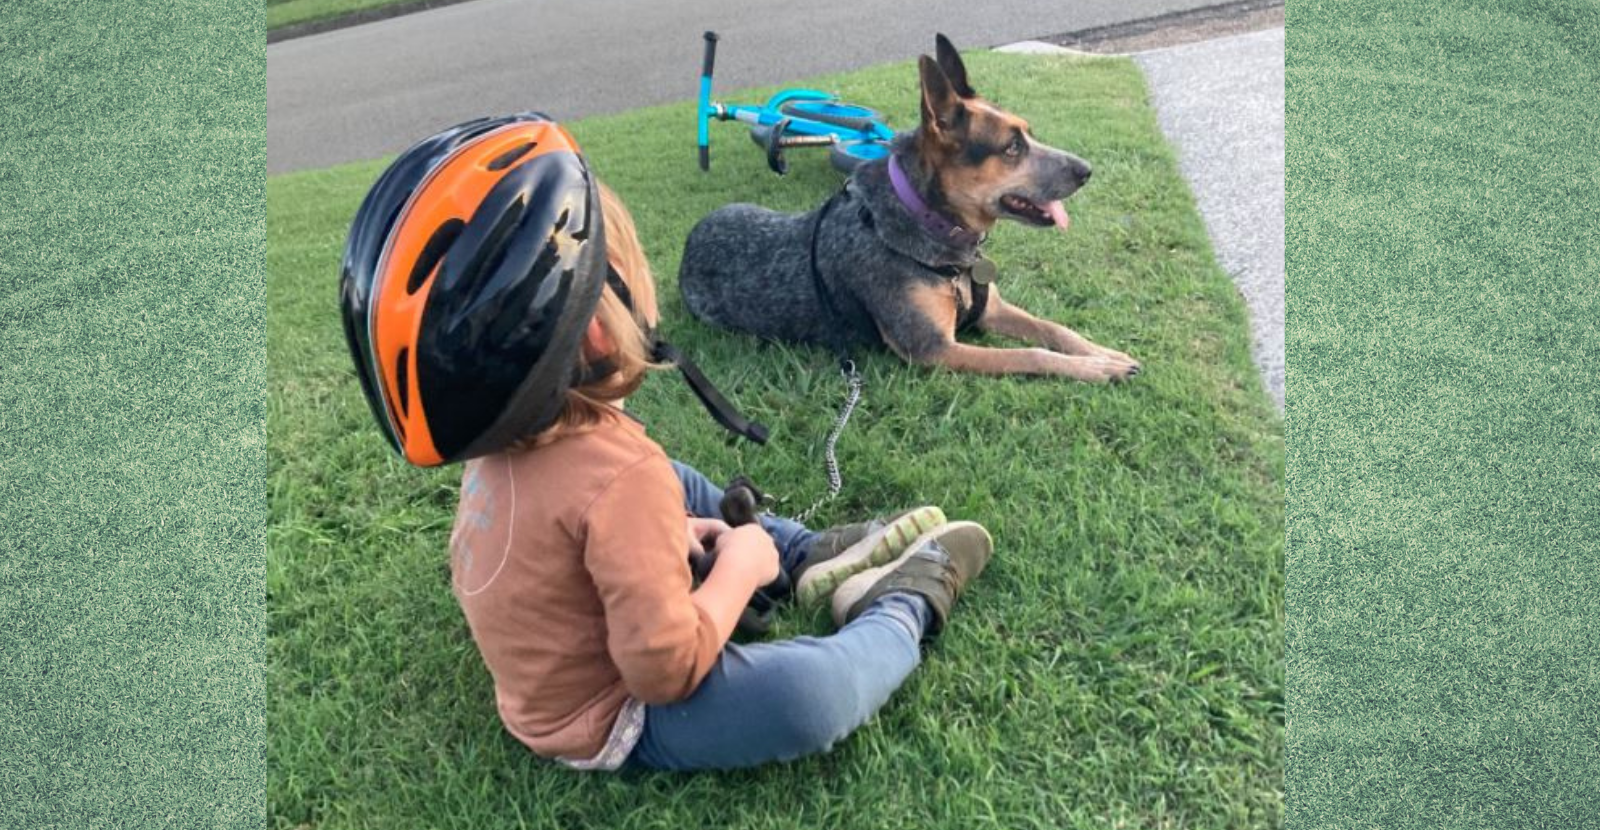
[926,342,1139,382]
[977,285,1139,370]
[879,281,1139,382]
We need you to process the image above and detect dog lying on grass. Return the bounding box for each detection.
[679,34,1140,382]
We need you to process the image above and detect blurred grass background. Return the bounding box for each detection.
[0,1,264,828]
[1286,1,1600,827]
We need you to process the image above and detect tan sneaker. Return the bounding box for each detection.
[830,521,993,638]
[792,506,946,605]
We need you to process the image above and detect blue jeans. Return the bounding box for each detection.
[628,462,933,771]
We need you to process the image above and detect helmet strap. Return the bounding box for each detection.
[602,265,769,444]
[575,356,618,387]
[655,341,769,444]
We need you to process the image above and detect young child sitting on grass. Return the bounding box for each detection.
[339,114,993,771]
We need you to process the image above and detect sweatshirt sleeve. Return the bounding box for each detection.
[580,454,721,704]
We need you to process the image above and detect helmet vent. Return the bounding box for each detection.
[409,219,465,294]
[395,346,411,418]
[487,141,537,171]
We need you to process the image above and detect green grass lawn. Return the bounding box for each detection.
[268,0,431,32]
[2,1,264,828]
[1287,1,1600,828]
[269,53,1283,830]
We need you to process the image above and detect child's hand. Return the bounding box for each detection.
[689,524,781,647]
[715,524,782,587]
[686,516,730,556]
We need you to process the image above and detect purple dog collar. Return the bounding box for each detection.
[888,154,983,249]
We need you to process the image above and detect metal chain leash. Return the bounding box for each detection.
[787,360,863,525]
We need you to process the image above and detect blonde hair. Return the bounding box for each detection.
[519,180,665,448]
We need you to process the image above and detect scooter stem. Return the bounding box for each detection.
[698,31,719,171]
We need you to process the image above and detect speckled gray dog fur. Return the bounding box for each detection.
[679,136,984,362]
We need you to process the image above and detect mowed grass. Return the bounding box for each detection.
[269,53,1283,830]
[268,0,428,32]
[1286,2,1600,828]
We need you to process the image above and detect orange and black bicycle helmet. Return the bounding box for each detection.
[340,112,765,467]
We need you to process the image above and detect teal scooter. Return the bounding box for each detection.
[696,31,896,175]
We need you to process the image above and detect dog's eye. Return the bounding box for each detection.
[1004,135,1025,158]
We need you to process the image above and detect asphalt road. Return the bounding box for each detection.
[269,0,1231,174]
[1137,28,1284,407]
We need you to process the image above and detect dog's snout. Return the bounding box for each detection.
[1074,160,1092,184]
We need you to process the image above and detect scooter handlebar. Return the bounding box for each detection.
[702,31,718,78]
[698,32,719,171]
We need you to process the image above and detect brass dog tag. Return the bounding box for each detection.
[970,257,998,285]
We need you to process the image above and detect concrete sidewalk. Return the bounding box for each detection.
[1136,28,1284,408]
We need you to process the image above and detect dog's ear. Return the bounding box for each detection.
[934,33,976,98]
[918,54,967,137]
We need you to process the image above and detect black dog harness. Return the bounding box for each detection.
[789,186,990,523]
[806,191,877,361]
[805,188,989,364]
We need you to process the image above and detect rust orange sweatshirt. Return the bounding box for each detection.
[448,411,720,764]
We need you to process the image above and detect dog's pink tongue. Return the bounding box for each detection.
[1047,200,1071,231]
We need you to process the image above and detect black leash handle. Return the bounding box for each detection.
[722,477,789,634]
[723,477,791,591]
[687,476,789,635]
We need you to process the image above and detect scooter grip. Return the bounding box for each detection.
[702,31,719,78]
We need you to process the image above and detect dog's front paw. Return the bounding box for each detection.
[1088,347,1141,380]
[1058,353,1141,383]
[1101,354,1141,382]
[1091,344,1138,366]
